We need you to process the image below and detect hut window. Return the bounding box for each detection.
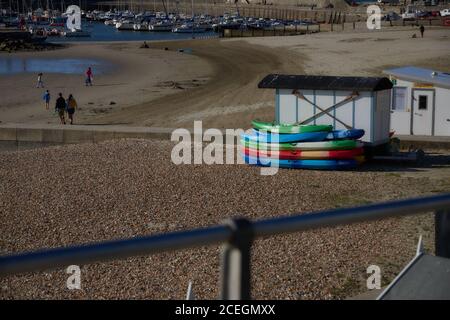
[392,87,406,111]
[418,95,428,110]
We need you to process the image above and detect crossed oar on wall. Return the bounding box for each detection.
[291,90,360,130]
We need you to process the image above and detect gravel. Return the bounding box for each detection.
[0,139,447,299]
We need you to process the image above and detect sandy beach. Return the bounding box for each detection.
[1,26,449,129]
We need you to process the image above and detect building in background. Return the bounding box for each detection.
[384,66,450,137]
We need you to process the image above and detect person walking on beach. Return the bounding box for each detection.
[36,72,44,88]
[42,90,50,110]
[420,25,425,38]
[85,67,93,86]
[66,94,78,125]
[55,93,67,125]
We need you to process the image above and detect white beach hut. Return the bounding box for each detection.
[384,66,450,137]
[258,74,393,146]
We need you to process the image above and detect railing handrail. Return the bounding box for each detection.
[1,193,450,278]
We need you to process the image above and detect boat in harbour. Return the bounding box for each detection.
[149,20,174,32]
[63,29,91,37]
[172,23,207,33]
[115,20,136,30]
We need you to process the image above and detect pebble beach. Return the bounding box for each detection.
[1,139,448,299]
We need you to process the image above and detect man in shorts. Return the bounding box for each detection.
[55,93,67,125]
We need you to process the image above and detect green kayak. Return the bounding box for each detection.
[241,139,362,151]
[252,120,333,134]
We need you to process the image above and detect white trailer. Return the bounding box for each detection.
[384,66,450,137]
[257,74,393,146]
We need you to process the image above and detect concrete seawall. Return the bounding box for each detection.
[0,123,176,152]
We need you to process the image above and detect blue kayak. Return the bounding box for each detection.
[243,155,358,170]
[246,129,329,143]
[325,129,365,140]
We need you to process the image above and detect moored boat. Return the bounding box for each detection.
[172,23,207,33]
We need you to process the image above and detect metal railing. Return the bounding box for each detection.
[1,193,450,299]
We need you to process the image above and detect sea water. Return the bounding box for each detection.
[48,21,218,43]
[0,57,109,75]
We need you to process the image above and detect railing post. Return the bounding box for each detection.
[435,210,450,258]
[220,218,253,300]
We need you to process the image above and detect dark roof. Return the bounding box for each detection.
[258,74,393,91]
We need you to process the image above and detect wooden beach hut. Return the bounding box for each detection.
[257,74,393,146]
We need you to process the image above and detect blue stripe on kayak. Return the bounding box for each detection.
[325,129,365,140]
[243,155,358,170]
[248,130,330,143]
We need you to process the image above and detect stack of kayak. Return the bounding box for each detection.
[241,120,366,170]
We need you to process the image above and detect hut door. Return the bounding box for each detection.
[412,89,434,136]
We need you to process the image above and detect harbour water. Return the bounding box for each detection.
[0,57,109,75]
[47,21,218,42]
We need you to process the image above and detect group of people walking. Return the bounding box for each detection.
[43,91,78,125]
[38,67,94,125]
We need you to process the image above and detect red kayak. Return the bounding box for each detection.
[242,147,364,160]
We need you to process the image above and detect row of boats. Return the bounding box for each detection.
[0,10,91,38]
[93,10,315,33]
[1,8,317,39]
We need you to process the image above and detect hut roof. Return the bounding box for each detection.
[383,66,450,89]
[258,74,393,92]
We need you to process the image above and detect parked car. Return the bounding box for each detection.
[440,9,450,17]
[382,12,401,21]
[430,11,440,17]
[402,11,417,20]
[416,11,430,19]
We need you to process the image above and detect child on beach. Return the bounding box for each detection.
[36,72,44,88]
[66,94,78,125]
[85,67,93,86]
[55,93,67,125]
[42,90,50,110]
